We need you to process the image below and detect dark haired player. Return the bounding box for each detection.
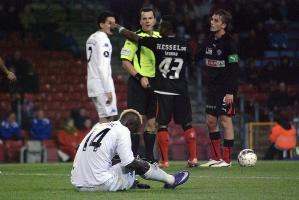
[199,9,239,167]
[86,11,118,124]
[115,15,198,168]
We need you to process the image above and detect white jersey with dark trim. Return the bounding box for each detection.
[71,121,134,187]
[86,31,114,96]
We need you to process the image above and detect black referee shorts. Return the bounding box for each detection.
[156,93,192,126]
[205,91,236,117]
[127,76,157,118]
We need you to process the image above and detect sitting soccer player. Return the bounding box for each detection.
[71,109,190,192]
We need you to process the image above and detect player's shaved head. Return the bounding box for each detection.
[119,109,142,133]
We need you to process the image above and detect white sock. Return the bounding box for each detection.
[142,164,175,184]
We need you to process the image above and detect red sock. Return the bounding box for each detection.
[223,147,232,163]
[223,139,234,163]
[209,132,221,161]
[184,128,197,161]
[157,131,169,162]
[210,139,221,161]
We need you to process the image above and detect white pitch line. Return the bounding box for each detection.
[0,172,70,177]
[192,175,299,181]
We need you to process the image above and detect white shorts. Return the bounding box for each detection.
[73,163,135,192]
[91,92,118,118]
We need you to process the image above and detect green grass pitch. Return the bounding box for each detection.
[0,161,298,200]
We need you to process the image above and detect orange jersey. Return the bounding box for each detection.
[269,123,296,150]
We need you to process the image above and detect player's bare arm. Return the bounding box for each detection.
[114,24,140,43]
[0,57,17,81]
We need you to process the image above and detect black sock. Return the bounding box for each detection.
[131,134,140,157]
[143,131,156,162]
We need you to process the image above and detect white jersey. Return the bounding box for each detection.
[86,31,115,97]
[71,121,134,187]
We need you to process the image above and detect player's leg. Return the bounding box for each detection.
[156,94,173,168]
[127,76,146,156]
[143,117,157,162]
[73,163,135,192]
[126,157,190,189]
[211,94,236,167]
[174,94,198,167]
[200,93,222,167]
[143,89,157,162]
[91,94,118,124]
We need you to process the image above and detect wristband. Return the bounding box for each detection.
[134,73,143,81]
[118,26,125,33]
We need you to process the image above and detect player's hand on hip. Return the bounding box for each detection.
[105,92,112,105]
[225,94,233,105]
[140,77,150,88]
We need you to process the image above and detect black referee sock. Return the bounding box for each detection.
[143,131,156,162]
[131,133,140,157]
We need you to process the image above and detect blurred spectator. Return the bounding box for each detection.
[0,112,21,140]
[244,59,262,86]
[240,29,263,59]
[71,107,88,130]
[80,118,93,135]
[57,118,85,161]
[269,23,288,49]
[263,114,296,160]
[62,31,80,57]
[6,50,39,93]
[277,56,293,83]
[30,109,52,140]
[22,93,35,130]
[268,82,292,112]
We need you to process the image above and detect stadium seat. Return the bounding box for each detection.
[0,142,4,162]
[43,140,59,163]
[4,140,23,163]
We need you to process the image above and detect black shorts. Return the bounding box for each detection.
[205,91,236,117]
[127,76,157,118]
[156,93,192,126]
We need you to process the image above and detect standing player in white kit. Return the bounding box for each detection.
[71,109,190,192]
[86,11,118,123]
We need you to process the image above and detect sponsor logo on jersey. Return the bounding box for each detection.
[228,54,239,63]
[120,49,130,56]
[205,58,225,67]
[103,51,109,57]
[205,47,212,55]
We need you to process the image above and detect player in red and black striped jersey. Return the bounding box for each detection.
[199,9,239,167]
[115,15,198,168]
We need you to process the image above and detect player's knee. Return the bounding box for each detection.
[145,118,157,132]
[206,118,217,130]
[125,158,150,175]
